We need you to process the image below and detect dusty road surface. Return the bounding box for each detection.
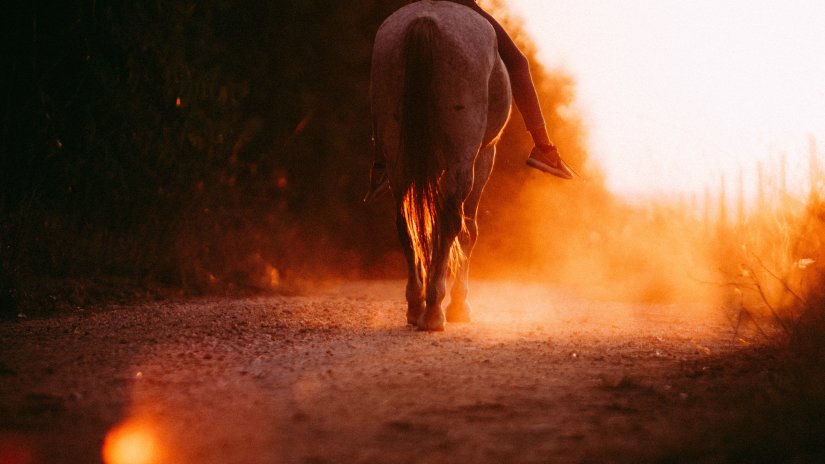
[1,280,750,463]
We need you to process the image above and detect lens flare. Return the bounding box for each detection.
[102,419,160,464]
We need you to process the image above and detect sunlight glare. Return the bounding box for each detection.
[505,0,825,200]
[102,419,161,464]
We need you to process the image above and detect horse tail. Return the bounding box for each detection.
[399,16,452,282]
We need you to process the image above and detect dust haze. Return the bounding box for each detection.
[463,1,722,311]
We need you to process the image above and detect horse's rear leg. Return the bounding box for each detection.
[445,219,475,323]
[446,145,495,323]
[417,198,462,331]
[396,209,424,325]
[418,169,472,331]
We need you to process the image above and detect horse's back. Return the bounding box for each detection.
[373,1,496,64]
[371,1,505,159]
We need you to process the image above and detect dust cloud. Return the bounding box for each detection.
[468,2,722,311]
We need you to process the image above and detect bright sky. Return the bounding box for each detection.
[504,0,825,200]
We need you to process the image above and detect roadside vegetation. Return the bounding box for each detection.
[654,146,825,462]
[2,1,412,317]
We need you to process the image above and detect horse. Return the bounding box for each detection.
[371,0,512,331]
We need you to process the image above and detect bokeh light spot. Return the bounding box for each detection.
[102,419,159,464]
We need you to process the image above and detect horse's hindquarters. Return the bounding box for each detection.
[371,1,506,171]
[484,56,512,147]
[371,1,512,331]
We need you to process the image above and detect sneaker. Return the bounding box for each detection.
[362,163,389,203]
[526,144,574,179]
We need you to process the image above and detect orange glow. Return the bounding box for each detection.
[457,1,726,310]
[292,113,312,138]
[102,419,161,464]
[175,97,181,108]
[401,185,437,279]
[0,434,34,464]
[265,264,280,288]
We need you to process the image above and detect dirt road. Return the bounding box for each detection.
[0,280,750,463]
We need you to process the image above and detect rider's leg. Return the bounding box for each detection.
[464,3,574,179]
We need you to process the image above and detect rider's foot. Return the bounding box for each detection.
[526,144,574,179]
[363,163,389,203]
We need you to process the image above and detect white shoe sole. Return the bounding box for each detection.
[526,158,574,179]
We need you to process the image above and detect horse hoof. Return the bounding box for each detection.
[446,302,471,323]
[417,309,445,332]
[407,304,424,325]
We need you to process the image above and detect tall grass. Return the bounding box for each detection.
[642,143,825,463]
[712,141,825,343]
